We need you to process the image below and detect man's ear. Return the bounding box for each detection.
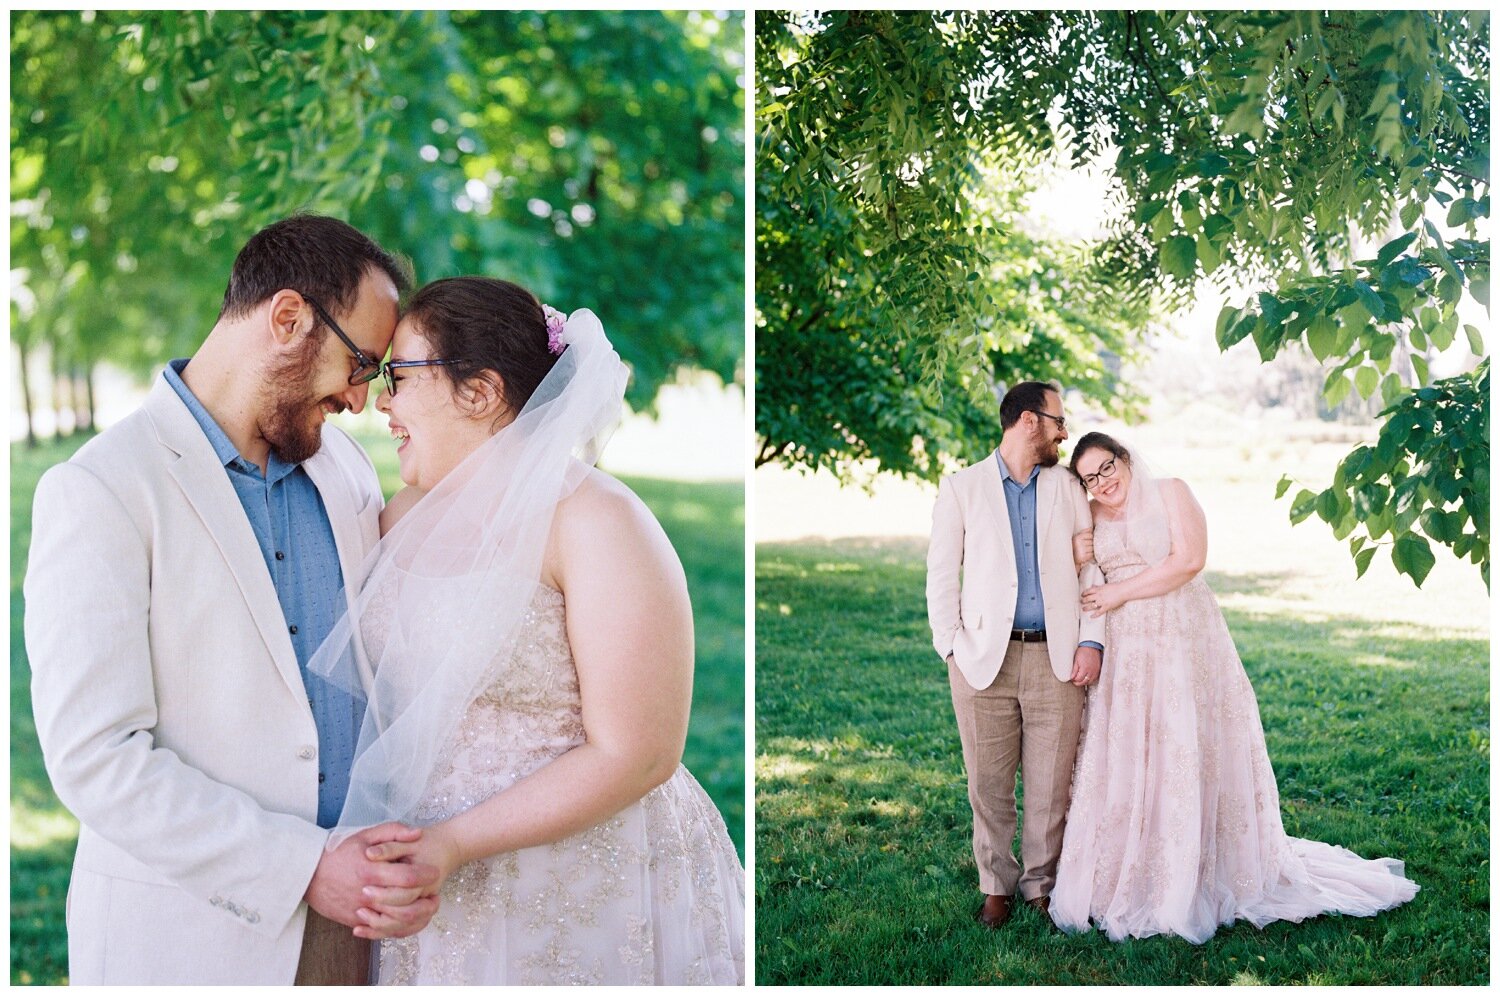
[266,290,311,349]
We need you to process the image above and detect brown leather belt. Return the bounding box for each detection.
[1009,628,1047,643]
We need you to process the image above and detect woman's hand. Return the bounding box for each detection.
[351,824,465,940]
[1072,528,1094,568]
[1081,583,1127,617]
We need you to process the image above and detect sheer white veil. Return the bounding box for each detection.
[1080,435,1172,567]
[309,308,628,840]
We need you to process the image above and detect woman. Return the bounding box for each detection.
[1049,432,1417,943]
[309,277,744,984]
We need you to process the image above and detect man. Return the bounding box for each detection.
[25,216,439,984]
[926,380,1105,929]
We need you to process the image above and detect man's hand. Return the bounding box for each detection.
[304,822,440,937]
[352,823,465,940]
[1072,528,1094,568]
[1069,645,1102,688]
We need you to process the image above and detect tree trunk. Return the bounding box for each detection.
[84,363,97,433]
[74,364,94,434]
[52,347,70,438]
[17,340,37,448]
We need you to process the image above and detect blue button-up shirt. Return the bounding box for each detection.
[166,359,361,827]
[996,453,1102,651]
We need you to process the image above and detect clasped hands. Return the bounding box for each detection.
[305,821,465,940]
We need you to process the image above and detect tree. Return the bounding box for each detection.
[756,11,1152,482]
[756,10,1488,586]
[11,10,744,441]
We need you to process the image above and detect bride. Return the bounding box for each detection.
[1050,432,1418,944]
[308,277,744,984]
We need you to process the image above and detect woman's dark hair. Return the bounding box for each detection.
[219,214,411,321]
[999,381,1060,430]
[1068,431,1131,480]
[403,276,560,416]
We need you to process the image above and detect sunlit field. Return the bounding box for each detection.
[754,406,1488,985]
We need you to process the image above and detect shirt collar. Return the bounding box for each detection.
[995,452,1040,487]
[163,359,298,482]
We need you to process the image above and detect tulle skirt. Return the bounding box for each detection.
[1051,570,1417,943]
[378,767,745,984]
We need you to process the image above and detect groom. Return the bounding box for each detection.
[25,216,439,984]
[926,380,1105,928]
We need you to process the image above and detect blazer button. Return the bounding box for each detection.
[297,745,316,760]
[246,910,260,925]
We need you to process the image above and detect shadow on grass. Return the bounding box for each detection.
[754,541,1488,986]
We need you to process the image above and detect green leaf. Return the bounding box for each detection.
[1196,234,1223,273]
[1375,232,1417,266]
[1161,235,1198,282]
[1391,533,1436,586]
[1305,314,1338,361]
[1446,197,1476,227]
[1354,546,1377,578]
[1470,277,1488,308]
[1354,365,1378,399]
[1464,324,1485,356]
[1275,475,1293,500]
[1324,371,1352,408]
[1290,489,1319,523]
[1316,489,1342,524]
[1353,280,1387,320]
[1399,199,1422,229]
[1257,292,1285,327]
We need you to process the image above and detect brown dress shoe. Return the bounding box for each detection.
[975,893,1012,928]
[1025,895,1050,916]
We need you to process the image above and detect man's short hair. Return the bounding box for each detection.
[999,381,1060,430]
[218,215,411,321]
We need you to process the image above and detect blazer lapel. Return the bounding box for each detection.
[303,444,368,601]
[146,379,305,699]
[1035,465,1061,553]
[979,450,1017,569]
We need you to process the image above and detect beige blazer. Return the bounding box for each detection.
[24,376,383,985]
[926,453,1105,689]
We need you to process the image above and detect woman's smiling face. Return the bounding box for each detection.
[1075,446,1132,509]
[374,316,496,491]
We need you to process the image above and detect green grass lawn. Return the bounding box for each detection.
[754,538,1488,985]
[10,432,744,985]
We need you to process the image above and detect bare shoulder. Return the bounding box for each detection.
[551,467,684,588]
[379,485,426,536]
[1159,478,1206,520]
[555,468,667,547]
[1159,477,1197,503]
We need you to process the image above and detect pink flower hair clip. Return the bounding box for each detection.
[542,304,568,355]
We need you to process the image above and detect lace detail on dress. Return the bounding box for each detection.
[1050,518,1417,943]
[370,586,745,984]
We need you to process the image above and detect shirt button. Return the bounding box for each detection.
[297,746,316,760]
[318,772,326,784]
[289,624,298,635]
[275,551,285,561]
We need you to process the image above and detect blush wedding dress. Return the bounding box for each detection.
[1050,516,1418,943]
[369,581,746,984]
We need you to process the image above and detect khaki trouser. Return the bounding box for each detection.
[295,909,372,986]
[949,637,1084,899]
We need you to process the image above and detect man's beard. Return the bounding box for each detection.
[259,344,343,465]
[1034,433,1060,468]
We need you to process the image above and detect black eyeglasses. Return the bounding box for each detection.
[382,359,461,397]
[1030,409,1067,431]
[1080,458,1118,491]
[304,297,383,386]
